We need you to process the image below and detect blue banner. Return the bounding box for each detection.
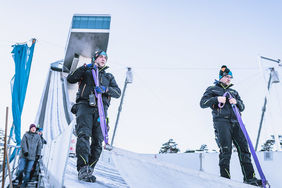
[9,39,36,161]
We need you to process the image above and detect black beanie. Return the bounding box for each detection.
[219,65,233,80]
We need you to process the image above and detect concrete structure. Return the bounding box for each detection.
[63,14,111,72]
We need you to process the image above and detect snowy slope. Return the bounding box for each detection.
[62,148,259,188]
[146,151,281,187]
[111,148,259,188]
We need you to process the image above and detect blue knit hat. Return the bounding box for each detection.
[219,65,233,80]
[92,50,108,61]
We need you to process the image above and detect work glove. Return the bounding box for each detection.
[36,155,41,160]
[95,86,107,94]
[98,117,110,132]
[24,152,28,157]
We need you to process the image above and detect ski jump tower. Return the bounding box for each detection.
[63,14,111,73]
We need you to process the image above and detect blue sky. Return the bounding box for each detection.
[1,0,282,153]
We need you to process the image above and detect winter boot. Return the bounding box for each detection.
[78,166,91,181]
[244,177,263,186]
[12,179,18,185]
[12,174,23,187]
[82,175,97,183]
[220,165,231,179]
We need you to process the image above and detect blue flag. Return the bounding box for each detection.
[9,38,36,161]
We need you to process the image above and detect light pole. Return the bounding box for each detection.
[255,56,280,151]
[111,67,133,146]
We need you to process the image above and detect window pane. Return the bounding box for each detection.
[88,17,96,29]
[72,16,80,28]
[95,17,103,29]
[80,17,88,28]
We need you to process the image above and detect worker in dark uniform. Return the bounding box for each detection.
[200,65,262,186]
[67,50,121,182]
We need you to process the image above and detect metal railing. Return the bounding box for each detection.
[0,144,20,184]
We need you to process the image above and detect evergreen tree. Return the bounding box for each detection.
[199,144,208,151]
[184,149,195,153]
[260,135,282,151]
[159,139,180,154]
[195,144,209,152]
[261,139,275,151]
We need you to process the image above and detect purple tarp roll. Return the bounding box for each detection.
[91,68,109,145]
[219,92,268,188]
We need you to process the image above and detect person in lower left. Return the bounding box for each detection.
[13,124,42,187]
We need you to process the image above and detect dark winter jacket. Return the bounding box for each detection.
[200,82,245,122]
[40,135,47,145]
[67,65,121,108]
[20,131,42,160]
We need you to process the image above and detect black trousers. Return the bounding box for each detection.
[213,121,255,180]
[75,103,104,171]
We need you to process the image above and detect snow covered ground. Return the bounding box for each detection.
[149,151,281,187]
[62,147,275,188]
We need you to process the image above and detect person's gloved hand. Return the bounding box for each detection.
[95,86,107,94]
[24,152,28,157]
[229,98,237,105]
[217,96,226,103]
[97,117,110,131]
[36,155,41,160]
[86,63,97,70]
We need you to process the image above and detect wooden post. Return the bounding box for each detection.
[2,107,9,188]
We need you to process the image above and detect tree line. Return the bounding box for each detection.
[159,136,282,154]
